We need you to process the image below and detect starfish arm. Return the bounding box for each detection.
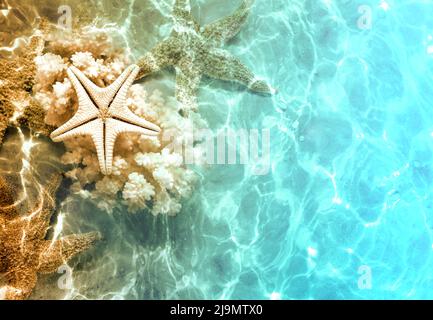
[109,66,161,131]
[104,118,159,175]
[110,105,161,134]
[173,0,191,15]
[68,65,138,109]
[50,68,99,139]
[136,40,179,79]
[25,174,62,240]
[0,175,19,217]
[105,65,140,104]
[0,228,6,273]
[0,116,7,148]
[37,232,100,274]
[108,64,140,107]
[108,65,161,133]
[26,174,62,239]
[172,0,199,31]
[203,48,275,94]
[3,268,37,300]
[175,62,202,110]
[51,119,107,175]
[202,0,254,45]
[67,66,123,109]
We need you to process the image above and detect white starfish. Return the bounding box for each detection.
[50,64,161,175]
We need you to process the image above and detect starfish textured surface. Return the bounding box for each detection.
[50,64,161,175]
[0,23,50,148]
[137,0,275,110]
[0,174,99,300]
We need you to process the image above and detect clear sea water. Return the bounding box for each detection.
[11,0,433,299]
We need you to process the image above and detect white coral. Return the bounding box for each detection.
[111,156,128,176]
[71,51,101,79]
[34,53,67,89]
[127,84,158,120]
[122,173,155,213]
[153,166,174,190]
[50,79,74,116]
[33,32,205,216]
[152,191,182,216]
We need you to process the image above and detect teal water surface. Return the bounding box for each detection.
[28,0,433,299]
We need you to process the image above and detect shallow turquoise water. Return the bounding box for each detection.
[26,0,433,299]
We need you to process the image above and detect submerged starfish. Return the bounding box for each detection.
[136,0,275,111]
[0,174,99,300]
[0,19,55,148]
[0,28,47,148]
[50,64,161,175]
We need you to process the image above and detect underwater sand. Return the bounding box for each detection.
[2,0,433,299]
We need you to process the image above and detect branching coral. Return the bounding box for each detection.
[31,30,205,215]
[136,0,275,111]
[0,174,99,300]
